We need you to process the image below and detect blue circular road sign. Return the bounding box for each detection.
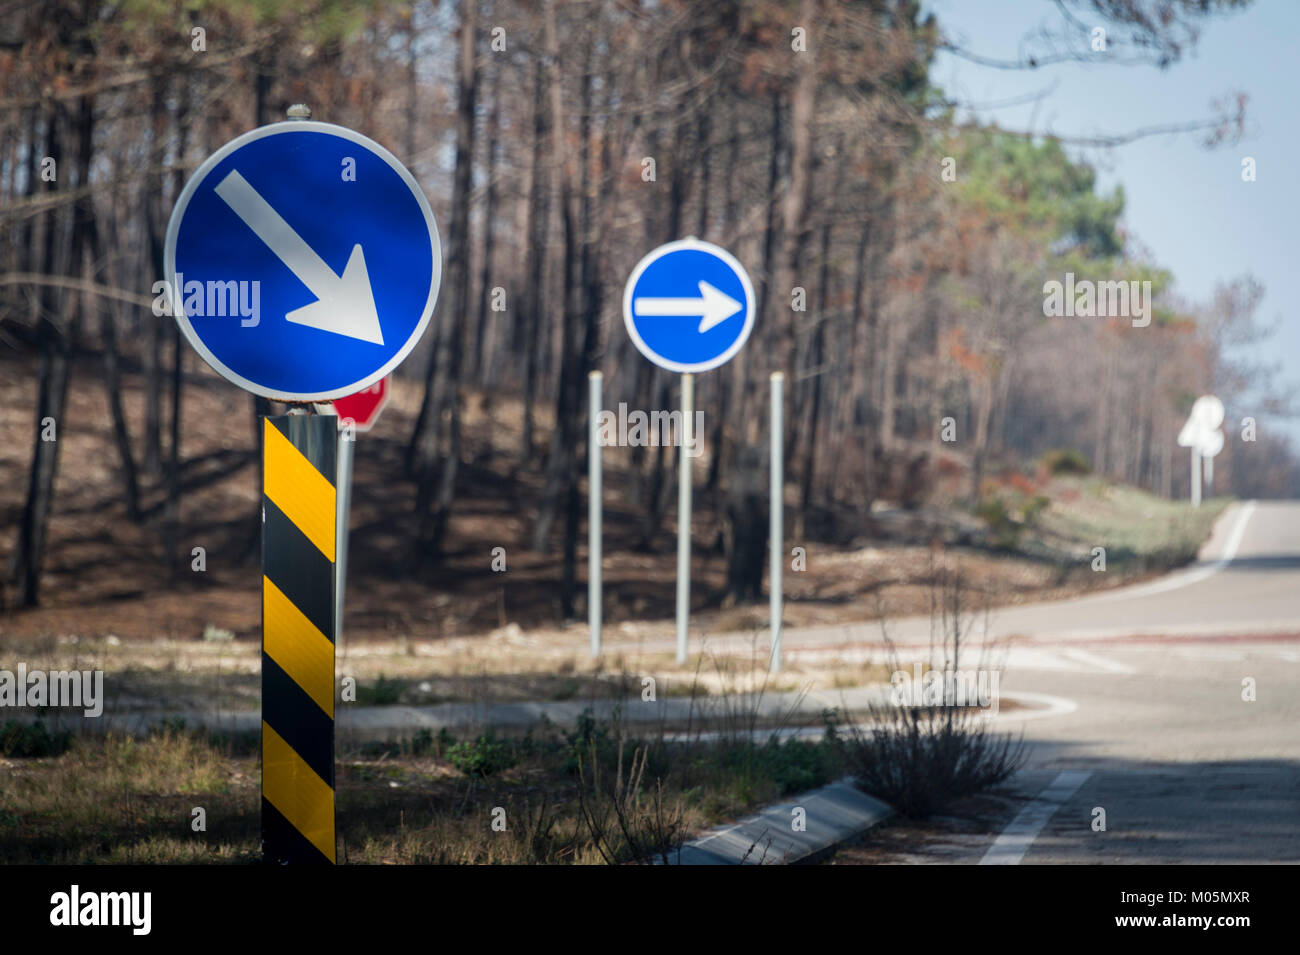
[622,238,755,373]
[165,121,441,401]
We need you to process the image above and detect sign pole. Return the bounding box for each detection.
[1191,447,1201,507]
[676,372,694,665]
[261,412,337,864]
[769,372,784,674]
[335,421,354,643]
[588,371,603,659]
[168,100,440,867]
[1204,452,1214,499]
[620,237,755,668]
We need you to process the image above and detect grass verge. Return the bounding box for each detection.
[0,704,848,864]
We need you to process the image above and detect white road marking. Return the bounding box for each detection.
[1095,501,1256,602]
[979,771,1092,865]
[993,691,1076,722]
[1000,648,1077,672]
[988,691,1078,722]
[1058,648,1136,674]
[672,690,1078,744]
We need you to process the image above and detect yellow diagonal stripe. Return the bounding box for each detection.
[263,721,335,863]
[264,576,335,718]
[263,419,336,561]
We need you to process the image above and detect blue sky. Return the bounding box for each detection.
[925,0,1296,435]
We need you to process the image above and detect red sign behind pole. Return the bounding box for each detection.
[332,376,389,432]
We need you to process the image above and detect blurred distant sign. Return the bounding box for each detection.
[166,121,441,401]
[333,376,388,432]
[1179,394,1224,507]
[1178,395,1225,457]
[623,237,755,373]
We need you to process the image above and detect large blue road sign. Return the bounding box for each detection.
[165,121,441,402]
[622,237,755,373]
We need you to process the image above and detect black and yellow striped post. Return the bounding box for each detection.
[261,413,336,864]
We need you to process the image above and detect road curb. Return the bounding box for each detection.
[671,775,892,865]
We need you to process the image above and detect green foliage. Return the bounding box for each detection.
[356,674,403,706]
[560,706,671,779]
[119,0,377,44]
[566,706,611,751]
[406,727,453,758]
[754,733,843,796]
[976,496,1021,549]
[0,720,74,758]
[1040,448,1091,475]
[446,733,515,778]
[1020,494,1051,526]
[707,711,845,801]
[948,126,1126,258]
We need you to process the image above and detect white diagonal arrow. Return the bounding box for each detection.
[633,280,743,333]
[213,170,384,345]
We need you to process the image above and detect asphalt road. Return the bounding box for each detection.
[823,499,1300,864]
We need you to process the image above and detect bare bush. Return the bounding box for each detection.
[574,739,687,865]
[845,558,1026,817]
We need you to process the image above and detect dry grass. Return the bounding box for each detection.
[0,629,894,714]
[0,729,259,864]
[0,684,849,864]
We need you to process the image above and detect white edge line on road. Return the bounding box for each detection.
[1059,648,1137,675]
[1093,501,1256,603]
[669,690,1079,745]
[986,691,1079,722]
[979,770,1092,865]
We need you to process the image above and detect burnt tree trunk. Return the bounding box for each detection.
[723,446,768,605]
[473,64,501,383]
[11,99,85,608]
[531,1,582,579]
[518,58,550,466]
[85,205,141,522]
[142,77,167,478]
[416,0,479,561]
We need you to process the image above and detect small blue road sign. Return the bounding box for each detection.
[622,237,755,373]
[165,121,441,401]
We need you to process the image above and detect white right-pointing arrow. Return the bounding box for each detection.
[213,170,384,345]
[633,281,743,333]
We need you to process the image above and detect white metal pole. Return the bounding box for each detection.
[588,371,603,659]
[770,372,784,675]
[1191,447,1201,507]
[1204,453,1214,499]
[676,373,694,665]
[335,422,355,643]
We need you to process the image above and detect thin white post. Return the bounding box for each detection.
[1191,447,1202,507]
[335,422,354,643]
[676,373,694,665]
[770,373,784,674]
[588,371,603,658]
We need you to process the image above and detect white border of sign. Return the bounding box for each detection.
[621,237,756,374]
[164,120,442,402]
